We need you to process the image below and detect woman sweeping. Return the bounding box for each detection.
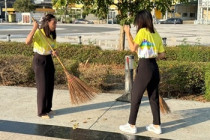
[25,14,57,119]
[119,10,166,134]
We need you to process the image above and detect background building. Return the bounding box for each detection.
[0,0,16,20]
[34,0,51,4]
[196,0,210,24]
[174,1,198,20]
[0,0,54,23]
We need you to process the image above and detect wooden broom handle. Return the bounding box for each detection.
[31,17,67,71]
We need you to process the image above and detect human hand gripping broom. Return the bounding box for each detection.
[32,17,98,105]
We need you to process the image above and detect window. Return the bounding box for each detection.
[182,13,188,17]
[190,13,195,18]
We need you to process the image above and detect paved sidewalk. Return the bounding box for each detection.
[0,86,210,140]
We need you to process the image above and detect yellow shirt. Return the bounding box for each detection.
[33,29,57,55]
[134,28,165,58]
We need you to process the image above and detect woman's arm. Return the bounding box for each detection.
[25,21,39,45]
[124,25,138,52]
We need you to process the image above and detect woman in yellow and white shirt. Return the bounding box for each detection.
[119,10,166,134]
[26,14,57,119]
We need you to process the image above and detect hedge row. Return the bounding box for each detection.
[0,42,210,64]
[0,41,210,100]
[165,45,210,62]
[204,63,210,100]
[158,61,209,100]
[0,55,34,86]
[0,54,79,86]
[0,54,209,101]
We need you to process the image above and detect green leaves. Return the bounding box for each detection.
[81,0,174,25]
[52,0,67,9]
[13,0,35,12]
[158,61,207,97]
[52,0,77,9]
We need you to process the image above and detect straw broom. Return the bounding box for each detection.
[32,17,98,105]
[126,56,170,114]
[159,95,170,114]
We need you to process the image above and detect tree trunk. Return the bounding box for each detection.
[64,5,67,23]
[118,25,125,51]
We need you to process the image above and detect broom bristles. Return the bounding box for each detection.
[159,95,171,114]
[64,70,98,105]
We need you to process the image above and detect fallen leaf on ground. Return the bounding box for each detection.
[73,123,79,129]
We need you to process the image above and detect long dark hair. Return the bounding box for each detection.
[40,14,56,39]
[134,10,155,33]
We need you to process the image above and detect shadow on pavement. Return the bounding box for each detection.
[55,96,149,116]
[0,120,170,140]
[162,107,210,133]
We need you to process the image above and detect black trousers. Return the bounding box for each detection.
[128,58,161,125]
[33,53,55,116]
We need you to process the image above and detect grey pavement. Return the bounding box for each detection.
[0,86,210,140]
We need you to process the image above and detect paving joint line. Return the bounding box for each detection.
[88,101,117,129]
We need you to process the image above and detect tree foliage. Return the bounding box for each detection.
[13,0,35,12]
[79,0,173,25]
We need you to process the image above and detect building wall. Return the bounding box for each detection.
[34,0,52,4]
[203,9,210,20]
[176,3,197,20]
[196,0,210,24]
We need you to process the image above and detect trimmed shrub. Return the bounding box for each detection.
[0,41,209,100]
[158,61,209,98]
[57,44,135,64]
[0,55,34,85]
[54,59,79,85]
[0,42,33,56]
[1,41,210,64]
[165,46,210,62]
[0,42,135,65]
[204,63,210,101]
[0,54,79,86]
[79,64,124,91]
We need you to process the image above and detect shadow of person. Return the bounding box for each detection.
[161,107,210,133]
[55,96,149,116]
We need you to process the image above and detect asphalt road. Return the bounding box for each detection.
[0,23,119,38]
[1,23,210,47]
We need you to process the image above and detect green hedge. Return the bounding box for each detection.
[0,54,79,86]
[204,63,210,101]
[158,61,210,101]
[0,42,136,65]
[54,59,79,85]
[57,44,136,64]
[0,41,210,100]
[1,42,210,64]
[0,55,34,85]
[165,45,210,62]
[0,42,34,56]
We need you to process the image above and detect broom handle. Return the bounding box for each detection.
[31,17,67,71]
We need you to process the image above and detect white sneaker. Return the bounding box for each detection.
[146,124,162,134]
[119,123,137,134]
